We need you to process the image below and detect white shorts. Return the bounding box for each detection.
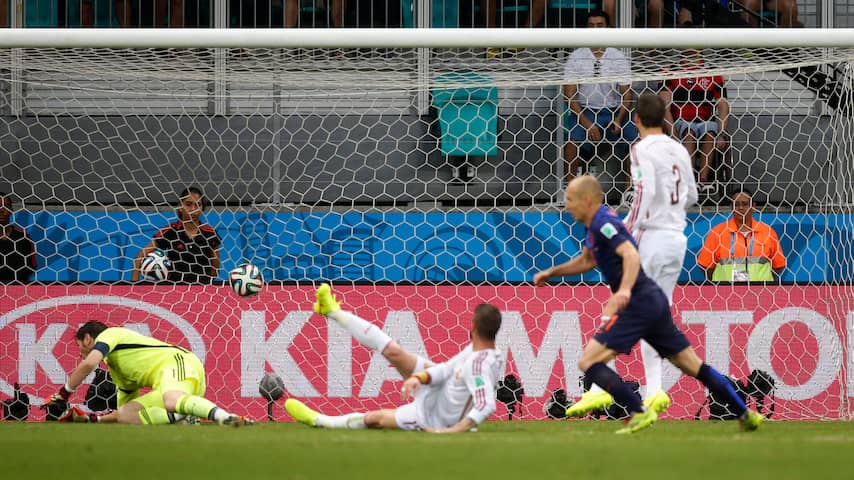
[636,229,687,305]
[394,355,434,431]
[394,386,433,431]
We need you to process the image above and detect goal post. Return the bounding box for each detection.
[0,28,853,421]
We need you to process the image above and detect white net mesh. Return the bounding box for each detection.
[1,35,853,422]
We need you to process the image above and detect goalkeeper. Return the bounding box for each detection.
[43,320,252,426]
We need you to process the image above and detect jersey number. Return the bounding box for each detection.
[670,164,682,205]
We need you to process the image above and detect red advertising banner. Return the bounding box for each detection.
[1,284,851,421]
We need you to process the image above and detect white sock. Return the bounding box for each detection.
[328,310,392,353]
[640,339,663,399]
[316,412,366,429]
[587,359,617,394]
[211,408,231,423]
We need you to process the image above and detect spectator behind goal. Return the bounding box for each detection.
[697,188,786,282]
[132,186,221,284]
[660,48,730,191]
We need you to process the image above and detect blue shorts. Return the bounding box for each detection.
[673,118,718,139]
[566,108,639,144]
[593,285,690,356]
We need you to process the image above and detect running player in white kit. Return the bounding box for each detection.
[285,284,504,433]
[567,93,698,417]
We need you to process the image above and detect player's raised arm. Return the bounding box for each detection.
[533,247,597,286]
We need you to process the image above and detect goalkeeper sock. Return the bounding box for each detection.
[316,412,367,429]
[175,394,226,422]
[328,310,392,353]
[585,362,643,413]
[640,340,663,398]
[139,406,173,425]
[696,363,747,416]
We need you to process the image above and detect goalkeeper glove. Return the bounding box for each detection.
[41,385,73,409]
[58,405,103,423]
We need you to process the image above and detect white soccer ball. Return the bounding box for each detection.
[140,249,171,282]
[229,263,264,297]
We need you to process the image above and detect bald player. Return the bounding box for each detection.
[568,93,699,418]
[533,176,762,434]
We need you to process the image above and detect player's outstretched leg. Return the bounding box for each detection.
[314,283,393,354]
[174,393,253,427]
[695,363,762,431]
[285,398,366,429]
[670,347,763,431]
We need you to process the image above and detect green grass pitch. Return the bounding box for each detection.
[3,420,853,479]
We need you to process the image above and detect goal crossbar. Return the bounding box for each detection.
[0,28,853,49]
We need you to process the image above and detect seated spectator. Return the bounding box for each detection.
[132,186,220,284]
[660,48,729,188]
[697,188,786,282]
[0,192,37,284]
[563,10,637,189]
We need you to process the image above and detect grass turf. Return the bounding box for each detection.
[3,420,853,479]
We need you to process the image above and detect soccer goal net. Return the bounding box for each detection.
[1,28,853,422]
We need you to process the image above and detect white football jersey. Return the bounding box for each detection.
[563,48,631,110]
[421,344,504,428]
[624,133,698,235]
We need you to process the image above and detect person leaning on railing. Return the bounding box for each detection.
[697,188,786,282]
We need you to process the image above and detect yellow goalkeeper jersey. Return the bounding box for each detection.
[92,327,191,392]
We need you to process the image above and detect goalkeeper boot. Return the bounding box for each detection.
[615,408,658,435]
[643,389,671,415]
[220,415,255,427]
[314,283,341,316]
[565,390,614,418]
[285,398,320,427]
[740,410,764,432]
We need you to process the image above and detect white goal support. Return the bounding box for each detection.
[1,28,853,422]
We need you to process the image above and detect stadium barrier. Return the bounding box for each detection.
[3,284,852,420]
[14,210,853,283]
